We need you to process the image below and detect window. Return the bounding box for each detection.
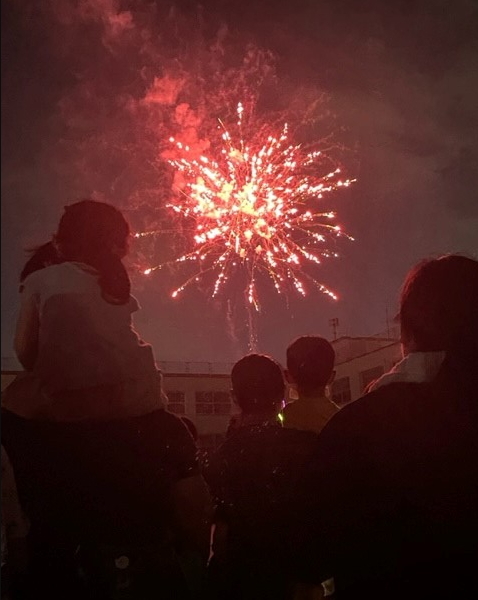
[359,366,384,392]
[166,391,186,415]
[332,377,352,406]
[195,391,231,415]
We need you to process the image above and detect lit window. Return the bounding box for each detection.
[195,391,231,415]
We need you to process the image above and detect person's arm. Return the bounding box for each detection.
[171,470,213,596]
[210,517,229,563]
[163,415,213,593]
[172,475,212,595]
[14,292,40,371]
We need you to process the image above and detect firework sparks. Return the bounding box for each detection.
[140,103,354,310]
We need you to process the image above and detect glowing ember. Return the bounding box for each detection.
[140,103,354,309]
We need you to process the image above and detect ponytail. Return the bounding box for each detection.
[88,252,131,304]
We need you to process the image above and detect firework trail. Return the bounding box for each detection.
[137,103,354,319]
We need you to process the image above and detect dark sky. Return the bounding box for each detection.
[2,0,478,366]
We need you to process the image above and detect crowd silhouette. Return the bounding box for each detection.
[1,201,477,599]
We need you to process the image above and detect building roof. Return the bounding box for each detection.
[158,361,234,375]
[334,340,401,366]
[331,335,398,344]
[1,357,234,377]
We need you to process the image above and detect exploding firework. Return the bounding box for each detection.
[137,103,354,312]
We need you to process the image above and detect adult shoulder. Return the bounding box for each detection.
[21,262,96,297]
[321,382,428,436]
[20,265,50,295]
[313,381,434,473]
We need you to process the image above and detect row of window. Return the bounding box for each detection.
[165,391,231,416]
[167,365,386,415]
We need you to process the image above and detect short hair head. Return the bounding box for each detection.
[399,254,478,353]
[286,335,335,394]
[231,353,285,414]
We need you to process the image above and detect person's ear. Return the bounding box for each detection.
[327,370,336,386]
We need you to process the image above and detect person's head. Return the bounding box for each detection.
[55,200,131,303]
[286,335,335,396]
[399,254,478,356]
[55,199,130,260]
[231,353,285,415]
[20,241,61,285]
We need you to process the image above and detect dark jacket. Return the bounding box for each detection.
[205,422,319,600]
[305,361,478,599]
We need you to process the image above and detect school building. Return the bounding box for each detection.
[330,334,401,406]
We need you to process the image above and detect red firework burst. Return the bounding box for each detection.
[137,103,354,310]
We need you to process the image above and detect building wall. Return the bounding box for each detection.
[162,372,236,447]
[331,336,399,364]
[332,341,402,405]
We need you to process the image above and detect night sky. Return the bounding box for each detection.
[2,0,478,366]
